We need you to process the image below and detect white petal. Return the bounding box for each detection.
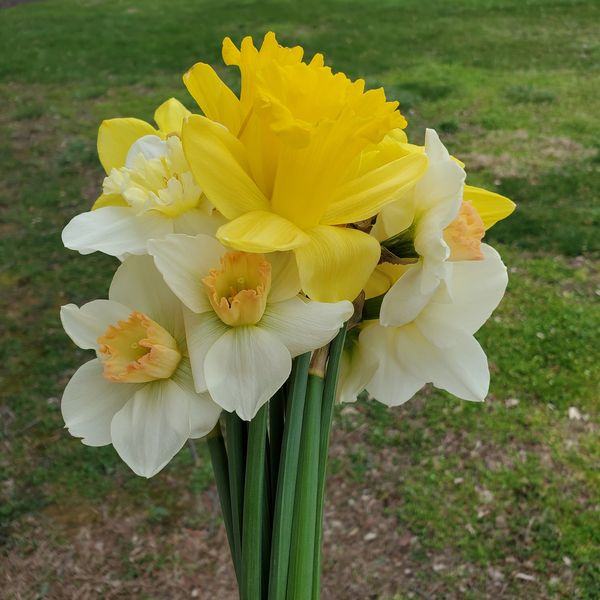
[172,208,228,237]
[397,325,490,401]
[265,251,301,303]
[184,309,229,392]
[62,206,172,257]
[261,296,353,357]
[424,128,450,162]
[360,324,425,406]
[60,300,131,350]
[414,159,464,221]
[204,326,291,420]
[125,134,168,168]
[337,328,379,404]
[61,359,138,446]
[110,379,191,477]
[109,255,185,343]
[417,244,508,344]
[171,358,222,438]
[371,194,416,242]
[380,263,437,327]
[148,233,225,314]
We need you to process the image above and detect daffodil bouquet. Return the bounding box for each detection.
[59,33,514,599]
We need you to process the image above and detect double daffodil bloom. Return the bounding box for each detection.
[60,255,221,477]
[62,98,224,258]
[181,32,428,302]
[148,233,353,420]
[339,244,508,405]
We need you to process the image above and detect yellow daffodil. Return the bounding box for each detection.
[181,32,428,302]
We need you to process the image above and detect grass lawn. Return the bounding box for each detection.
[1,0,599,598]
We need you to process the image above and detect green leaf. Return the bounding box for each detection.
[268,353,311,600]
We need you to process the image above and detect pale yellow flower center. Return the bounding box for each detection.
[203,252,272,326]
[102,136,203,218]
[443,201,485,261]
[97,311,181,383]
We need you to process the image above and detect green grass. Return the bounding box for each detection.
[1,0,599,598]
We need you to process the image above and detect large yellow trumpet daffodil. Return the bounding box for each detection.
[181,32,428,302]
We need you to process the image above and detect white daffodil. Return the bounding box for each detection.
[341,244,508,405]
[148,234,354,420]
[60,255,221,477]
[62,98,225,258]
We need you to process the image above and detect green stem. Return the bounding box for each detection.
[241,404,268,599]
[312,325,348,599]
[269,384,286,506]
[287,371,325,600]
[206,423,240,583]
[268,353,311,600]
[224,412,245,581]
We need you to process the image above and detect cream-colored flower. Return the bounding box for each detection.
[148,234,353,420]
[62,98,224,258]
[60,255,221,477]
[340,245,508,405]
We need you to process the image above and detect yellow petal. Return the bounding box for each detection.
[183,62,242,134]
[364,263,407,299]
[463,185,516,230]
[92,193,128,210]
[321,152,428,225]
[182,115,268,219]
[153,98,191,136]
[295,225,381,302]
[217,211,310,253]
[97,118,157,174]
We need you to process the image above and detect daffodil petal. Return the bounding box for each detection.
[182,115,268,219]
[265,251,301,302]
[171,209,228,237]
[148,233,225,314]
[321,152,428,225]
[295,225,381,302]
[60,300,132,351]
[171,359,222,439]
[62,206,172,257]
[92,193,127,210]
[97,117,158,173]
[261,296,353,357]
[399,326,490,401]
[417,244,508,342]
[184,309,229,392]
[217,210,310,253]
[337,330,379,404]
[109,255,185,344]
[360,324,425,406]
[183,63,242,134]
[110,379,191,478]
[61,359,139,447]
[380,263,438,327]
[204,326,291,421]
[463,185,516,230]
[154,97,191,136]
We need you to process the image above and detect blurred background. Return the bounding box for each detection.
[1,1,598,598]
